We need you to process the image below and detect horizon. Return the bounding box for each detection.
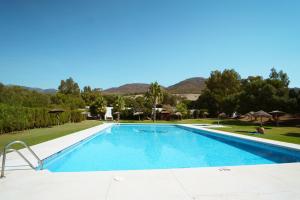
[1,0,300,89]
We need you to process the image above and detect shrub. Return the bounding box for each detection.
[0,104,84,134]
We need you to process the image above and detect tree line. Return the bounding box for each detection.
[193,68,300,116]
[0,78,87,134]
[1,67,299,133]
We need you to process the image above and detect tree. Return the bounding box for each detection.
[162,91,178,106]
[269,67,290,87]
[103,94,117,106]
[90,96,107,120]
[51,93,85,109]
[286,89,300,113]
[58,77,80,96]
[145,82,163,121]
[113,96,125,121]
[197,69,241,116]
[176,102,188,118]
[81,86,101,106]
[238,68,291,113]
[0,85,51,108]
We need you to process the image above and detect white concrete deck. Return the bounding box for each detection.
[1,123,300,200]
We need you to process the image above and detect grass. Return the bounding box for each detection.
[215,124,300,145]
[120,118,300,145]
[0,120,102,150]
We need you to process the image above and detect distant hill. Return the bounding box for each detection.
[6,85,57,94]
[23,87,57,94]
[102,77,206,95]
[167,77,206,94]
[103,83,151,95]
[291,87,300,92]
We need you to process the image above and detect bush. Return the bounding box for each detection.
[70,110,85,122]
[0,104,84,134]
[120,109,134,120]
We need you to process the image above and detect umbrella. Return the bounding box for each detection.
[203,111,209,118]
[218,112,226,118]
[133,111,143,115]
[253,110,272,126]
[217,112,226,125]
[133,112,143,120]
[245,111,254,120]
[269,110,285,126]
[48,109,64,113]
[174,112,182,120]
[114,112,120,121]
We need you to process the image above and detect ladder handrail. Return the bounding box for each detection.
[1,140,43,178]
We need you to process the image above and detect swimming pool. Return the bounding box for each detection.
[42,124,300,172]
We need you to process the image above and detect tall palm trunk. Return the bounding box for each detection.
[153,103,156,122]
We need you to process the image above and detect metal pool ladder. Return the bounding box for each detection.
[0,141,43,178]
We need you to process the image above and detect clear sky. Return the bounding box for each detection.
[0,0,299,89]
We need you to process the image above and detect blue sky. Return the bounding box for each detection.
[0,0,299,89]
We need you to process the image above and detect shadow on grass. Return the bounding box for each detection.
[236,130,253,133]
[212,119,254,126]
[281,133,300,138]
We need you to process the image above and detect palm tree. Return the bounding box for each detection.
[90,96,107,120]
[114,96,125,121]
[146,82,163,122]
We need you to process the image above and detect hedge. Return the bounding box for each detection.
[0,104,85,134]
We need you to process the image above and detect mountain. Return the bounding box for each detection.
[23,87,57,94]
[6,84,57,94]
[291,87,300,92]
[167,77,206,94]
[103,83,151,95]
[102,77,206,95]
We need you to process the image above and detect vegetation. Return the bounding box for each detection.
[90,96,107,119]
[145,82,164,121]
[215,124,300,145]
[0,77,88,134]
[195,68,300,116]
[176,102,188,117]
[113,96,125,121]
[81,86,102,106]
[0,104,84,133]
[0,120,102,150]
[0,83,51,108]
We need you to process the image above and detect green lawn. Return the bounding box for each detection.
[120,119,300,145]
[215,125,300,145]
[0,120,102,150]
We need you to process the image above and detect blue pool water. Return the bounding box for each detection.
[43,124,300,172]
